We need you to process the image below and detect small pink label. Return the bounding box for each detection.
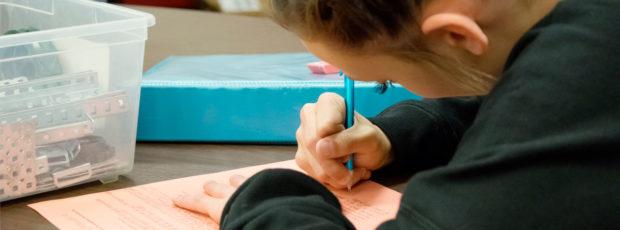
[308,61,340,75]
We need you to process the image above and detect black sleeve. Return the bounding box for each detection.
[220,169,354,230]
[369,97,482,176]
[383,1,620,229]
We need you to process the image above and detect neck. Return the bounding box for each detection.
[474,0,561,77]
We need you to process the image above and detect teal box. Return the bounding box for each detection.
[137,53,421,143]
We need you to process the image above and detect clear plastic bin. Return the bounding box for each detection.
[0,0,155,202]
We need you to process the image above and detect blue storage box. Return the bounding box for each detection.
[137,53,421,143]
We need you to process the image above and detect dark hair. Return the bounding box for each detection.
[267,0,423,49]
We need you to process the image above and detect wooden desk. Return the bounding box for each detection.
[0,6,406,230]
[1,144,296,229]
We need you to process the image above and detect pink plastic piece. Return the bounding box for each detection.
[307,61,340,75]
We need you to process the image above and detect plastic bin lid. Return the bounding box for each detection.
[0,0,155,49]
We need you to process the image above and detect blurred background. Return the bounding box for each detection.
[101,0,264,16]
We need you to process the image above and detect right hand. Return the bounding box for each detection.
[295,92,392,189]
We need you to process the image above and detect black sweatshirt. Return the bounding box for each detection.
[221,0,620,229]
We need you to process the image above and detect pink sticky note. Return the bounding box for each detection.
[308,61,340,74]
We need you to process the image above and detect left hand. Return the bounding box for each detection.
[173,174,247,224]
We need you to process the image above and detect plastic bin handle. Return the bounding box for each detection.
[53,163,92,188]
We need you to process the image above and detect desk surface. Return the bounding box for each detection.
[0,6,405,230]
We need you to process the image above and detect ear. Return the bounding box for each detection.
[421,13,489,56]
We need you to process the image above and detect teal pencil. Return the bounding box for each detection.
[342,71,355,191]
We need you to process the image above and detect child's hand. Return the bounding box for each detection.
[173,175,247,224]
[296,93,392,189]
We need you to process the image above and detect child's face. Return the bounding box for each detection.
[303,40,472,98]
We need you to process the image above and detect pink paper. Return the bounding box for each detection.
[29,160,402,230]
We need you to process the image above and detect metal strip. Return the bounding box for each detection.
[35,120,95,145]
[0,77,28,87]
[0,71,100,115]
[0,71,97,98]
[0,91,129,129]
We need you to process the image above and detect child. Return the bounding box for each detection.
[174,0,620,228]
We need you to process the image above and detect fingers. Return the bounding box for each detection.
[203,181,235,199]
[315,116,377,160]
[315,93,346,137]
[295,149,312,174]
[229,174,247,188]
[299,103,319,154]
[296,93,384,189]
[299,147,371,189]
[295,148,324,178]
[297,104,324,177]
[326,167,372,190]
[362,168,372,180]
[351,167,372,185]
[299,103,317,132]
[314,157,351,186]
[173,194,226,223]
[175,175,246,223]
